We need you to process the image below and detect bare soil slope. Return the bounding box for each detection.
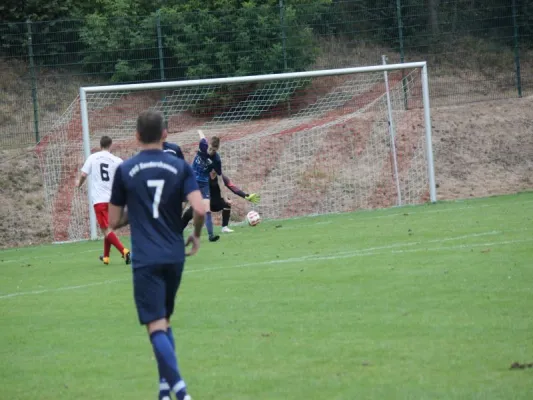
[1,97,532,248]
[431,97,533,199]
[0,148,51,248]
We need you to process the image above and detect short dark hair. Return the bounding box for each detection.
[136,111,164,144]
[210,136,220,148]
[100,135,112,149]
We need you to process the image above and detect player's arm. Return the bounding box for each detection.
[187,190,205,238]
[108,165,129,230]
[222,174,261,203]
[198,130,209,154]
[76,155,92,188]
[216,169,229,201]
[222,174,246,198]
[76,172,88,188]
[184,195,204,256]
[183,164,205,256]
[211,156,229,200]
[109,205,129,230]
[184,164,206,231]
[218,175,227,201]
[163,142,185,160]
[176,146,185,160]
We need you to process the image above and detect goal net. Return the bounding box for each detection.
[37,62,436,242]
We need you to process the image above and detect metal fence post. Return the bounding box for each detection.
[396,0,408,110]
[156,9,169,124]
[512,0,522,98]
[279,0,288,72]
[157,9,165,82]
[279,0,291,114]
[26,19,40,143]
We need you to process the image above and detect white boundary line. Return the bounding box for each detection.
[2,195,533,258]
[0,279,126,300]
[1,233,530,301]
[189,238,533,273]
[0,248,105,264]
[1,200,529,265]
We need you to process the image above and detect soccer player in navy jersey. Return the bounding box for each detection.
[163,141,184,160]
[192,129,222,242]
[182,170,260,232]
[109,110,205,400]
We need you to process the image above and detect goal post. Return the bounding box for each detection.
[79,89,98,240]
[43,61,436,242]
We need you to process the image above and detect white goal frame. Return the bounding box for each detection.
[80,61,436,240]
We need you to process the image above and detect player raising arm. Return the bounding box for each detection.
[76,135,130,265]
[192,129,222,242]
[182,170,260,233]
[109,111,204,400]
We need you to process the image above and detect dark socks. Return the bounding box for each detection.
[222,208,230,227]
[205,212,214,237]
[158,327,177,399]
[150,330,187,400]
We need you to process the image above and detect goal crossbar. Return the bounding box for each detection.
[81,62,428,93]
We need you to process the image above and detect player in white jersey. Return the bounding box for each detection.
[76,136,130,265]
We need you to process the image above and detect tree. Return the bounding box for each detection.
[79,1,318,82]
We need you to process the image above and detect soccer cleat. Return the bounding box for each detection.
[184,395,192,400]
[221,226,234,233]
[209,234,220,242]
[122,248,131,265]
[99,255,109,265]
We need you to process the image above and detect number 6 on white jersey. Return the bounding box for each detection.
[147,180,165,219]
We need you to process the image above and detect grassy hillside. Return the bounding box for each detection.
[0,40,532,248]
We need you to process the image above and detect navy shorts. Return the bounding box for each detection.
[198,181,210,199]
[132,263,184,325]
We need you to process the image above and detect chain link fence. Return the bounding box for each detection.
[0,0,532,148]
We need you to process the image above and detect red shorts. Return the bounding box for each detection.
[94,202,109,230]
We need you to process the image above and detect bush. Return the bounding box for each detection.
[79,1,320,83]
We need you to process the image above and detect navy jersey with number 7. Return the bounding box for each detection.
[110,149,199,268]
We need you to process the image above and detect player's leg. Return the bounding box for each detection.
[162,263,190,400]
[221,200,233,233]
[158,317,175,400]
[94,203,112,264]
[157,320,180,400]
[100,203,131,264]
[155,265,182,400]
[211,199,232,233]
[98,230,112,265]
[205,200,220,242]
[199,182,219,242]
[133,265,189,400]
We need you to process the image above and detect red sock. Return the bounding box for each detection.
[106,232,125,254]
[103,237,111,257]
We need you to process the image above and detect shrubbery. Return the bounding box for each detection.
[79,1,325,82]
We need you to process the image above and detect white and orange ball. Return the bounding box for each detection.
[246,210,261,226]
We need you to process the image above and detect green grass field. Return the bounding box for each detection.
[1,193,533,399]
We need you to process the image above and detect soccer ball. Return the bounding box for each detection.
[246,210,261,226]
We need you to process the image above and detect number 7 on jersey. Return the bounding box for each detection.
[147,180,165,219]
